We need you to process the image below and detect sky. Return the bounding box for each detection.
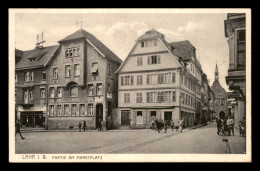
[15,11,230,92]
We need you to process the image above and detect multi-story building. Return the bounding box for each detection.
[224,13,246,127]
[115,29,204,129]
[15,45,59,128]
[15,28,122,130]
[211,64,229,119]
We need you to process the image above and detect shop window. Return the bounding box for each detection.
[136,111,143,124]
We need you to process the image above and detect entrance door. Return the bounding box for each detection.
[21,113,33,127]
[121,110,130,126]
[164,112,172,121]
[96,103,103,128]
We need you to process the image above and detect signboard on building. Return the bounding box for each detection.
[107,93,112,99]
[95,96,103,103]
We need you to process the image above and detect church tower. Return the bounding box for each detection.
[215,64,219,81]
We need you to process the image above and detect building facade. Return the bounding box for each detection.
[115,29,206,129]
[224,13,246,127]
[15,29,122,130]
[211,64,229,119]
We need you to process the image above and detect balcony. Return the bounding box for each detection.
[16,99,34,107]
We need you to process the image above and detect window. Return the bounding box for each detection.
[97,84,103,96]
[137,57,143,66]
[141,41,145,47]
[121,76,134,86]
[29,57,37,62]
[53,67,58,79]
[80,104,85,116]
[64,104,70,116]
[172,73,176,83]
[147,74,157,84]
[108,63,111,76]
[108,83,111,94]
[88,104,94,116]
[24,71,30,82]
[28,91,33,101]
[41,71,46,80]
[136,93,143,103]
[57,105,62,116]
[24,90,28,103]
[158,73,171,84]
[157,92,164,102]
[172,91,176,102]
[148,55,161,65]
[137,75,143,85]
[72,104,77,116]
[71,86,78,97]
[49,105,54,116]
[136,111,143,124]
[137,111,142,116]
[65,48,79,57]
[40,88,45,99]
[88,84,93,96]
[74,64,80,76]
[237,29,245,69]
[50,87,54,98]
[57,87,62,98]
[65,65,70,77]
[165,91,171,102]
[141,40,157,47]
[124,93,130,103]
[91,62,98,75]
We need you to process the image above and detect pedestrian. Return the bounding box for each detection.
[100,120,103,131]
[97,119,102,131]
[223,117,228,134]
[178,118,184,133]
[170,120,174,131]
[78,122,82,132]
[227,116,234,136]
[216,118,222,135]
[164,120,168,133]
[152,119,155,130]
[83,120,87,132]
[155,118,161,133]
[15,119,25,140]
[240,117,246,137]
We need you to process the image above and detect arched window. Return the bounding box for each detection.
[70,86,78,97]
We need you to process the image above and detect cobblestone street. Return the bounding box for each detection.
[15,122,246,154]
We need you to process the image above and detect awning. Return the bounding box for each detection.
[91,65,98,73]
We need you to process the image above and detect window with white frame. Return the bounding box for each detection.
[50,87,54,98]
[53,67,58,79]
[121,76,134,86]
[70,86,78,97]
[74,64,80,76]
[57,105,62,116]
[64,104,70,116]
[49,105,54,116]
[141,40,157,47]
[147,74,157,84]
[24,71,30,82]
[165,91,171,102]
[97,84,103,96]
[88,84,93,96]
[80,104,85,116]
[137,57,143,66]
[29,91,33,101]
[137,75,143,85]
[88,104,94,116]
[124,93,130,103]
[148,55,160,65]
[65,65,70,77]
[57,87,62,98]
[40,88,45,99]
[158,73,171,84]
[29,71,34,81]
[72,104,77,116]
[136,93,143,103]
[65,48,80,57]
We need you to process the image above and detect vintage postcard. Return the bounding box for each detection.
[9,8,251,162]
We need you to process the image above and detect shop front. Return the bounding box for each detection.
[20,111,45,128]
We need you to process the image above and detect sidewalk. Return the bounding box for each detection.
[221,127,246,154]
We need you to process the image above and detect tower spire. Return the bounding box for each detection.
[215,63,219,81]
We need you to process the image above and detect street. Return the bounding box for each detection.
[15,122,246,154]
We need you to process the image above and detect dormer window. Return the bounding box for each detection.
[28,57,37,62]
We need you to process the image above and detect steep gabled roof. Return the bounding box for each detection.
[168,40,196,60]
[211,80,228,99]
[59,29,122,64]
[15,45,59,70]
[15,49,23,58]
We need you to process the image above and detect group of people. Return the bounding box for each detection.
[151,118,184,133]
[216,116,246,136]
[78,119,103,132]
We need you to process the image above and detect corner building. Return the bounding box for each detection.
[115,29,203,129]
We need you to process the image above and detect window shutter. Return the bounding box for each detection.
[121,76,123,86]
[158,74,161,84]
[148,56,151,65]
[157,92,161,102]
[172,91,175,102]
[147,92,150,103]
[172,73,176,83]
[147,75,150,84]
[131,76,134,85]
[157,55,161,64]
[140,75,143,85]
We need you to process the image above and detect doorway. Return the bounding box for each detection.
[219,111,225,119]
[121,110,130,126]
[164,111,172,121]
[96,103,103,128]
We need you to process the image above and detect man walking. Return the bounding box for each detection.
[83,120,87,132]
[15,119,25,140]
[170,120,174,131]
[155,118,161,133]
[178,119,184,133]
[216,118,222,135]
[163,120,168,133]
[78,122,82,132]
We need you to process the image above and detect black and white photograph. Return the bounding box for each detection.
[9,8,251,162]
